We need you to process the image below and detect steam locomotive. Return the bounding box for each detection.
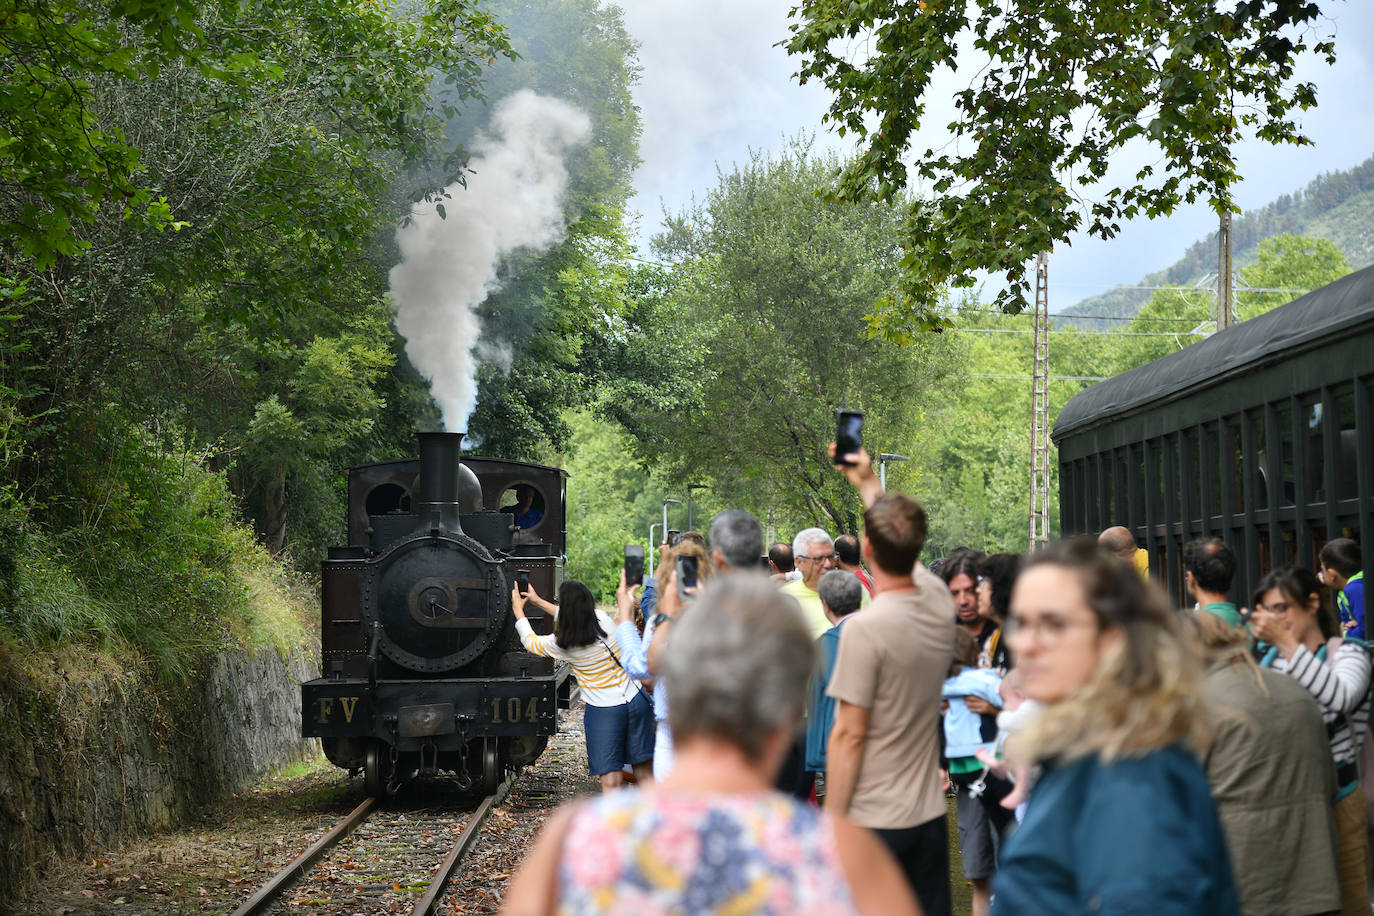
[300,432,571,796]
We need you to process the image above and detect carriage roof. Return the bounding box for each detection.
[1052,263,1374,441]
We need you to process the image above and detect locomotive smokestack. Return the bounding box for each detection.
[416,431,466,535]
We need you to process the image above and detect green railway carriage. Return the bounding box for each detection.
[1054,265,1374,607]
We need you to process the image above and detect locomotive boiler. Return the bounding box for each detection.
[301,431,571,795]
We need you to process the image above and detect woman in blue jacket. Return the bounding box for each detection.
[991,537,1239,915]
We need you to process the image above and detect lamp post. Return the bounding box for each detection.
[662,498,681,541]
[686,483,708,531]
[879,452,910,490]
[649,522,661,554]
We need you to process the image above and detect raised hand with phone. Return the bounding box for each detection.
[510,571,558,620]
[828,441,883,508]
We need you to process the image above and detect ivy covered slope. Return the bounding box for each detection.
[0,0,512,683]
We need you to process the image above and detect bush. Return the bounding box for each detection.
[0,412,310,685]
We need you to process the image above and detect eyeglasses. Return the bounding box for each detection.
[798,553,838,564]
[1005,614,1098,644]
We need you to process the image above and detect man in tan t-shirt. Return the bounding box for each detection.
[825,445,956,916]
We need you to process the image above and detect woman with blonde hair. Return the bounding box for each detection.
[990,537,1238,914]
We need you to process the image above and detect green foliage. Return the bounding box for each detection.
[439,0,646,458]
[550,411,653,602]
[1,0,509,271]
[784,0,1337,327]
[0,0,521,682]
[1100,234,1351,375]
[1060,155,1374,327]
[0,417,309,684]
[913,303,1109,555]
[624,142,958,533]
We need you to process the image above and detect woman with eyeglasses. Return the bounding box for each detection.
[990,537,1238,915]
[1249,566,1372,916]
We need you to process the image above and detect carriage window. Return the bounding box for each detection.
[1304,397,1325,502]
[1145,439,1163,522]
[1250,409,1268,511]
[1203,422,1221,519]
[366,483,411,516]
[1336,387,1358,501]
[1276,402,1295,506]
[1281,527,1298,567]
[1226,419,1244,515]
[500,484,547,530]
[1182,428,1200,527]
[1100,453,1115,527]
[1165,433,1183,524]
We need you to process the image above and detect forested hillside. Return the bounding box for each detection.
[0,0,648,681]
[1061,154,1374,326]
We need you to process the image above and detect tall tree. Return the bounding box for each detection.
[784,1,1337,330]
[419,0,646,459]
[627,142,958,533]
[1,0,513,563]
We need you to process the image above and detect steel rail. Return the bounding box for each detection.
[231,796,377,916]
[409,775,514,916]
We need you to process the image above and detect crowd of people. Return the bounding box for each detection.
[502,444,1370,916]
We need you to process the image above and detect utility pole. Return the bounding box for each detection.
[1028,251,1052,552]
[686,484,707,531]
[1217,211,1234,330]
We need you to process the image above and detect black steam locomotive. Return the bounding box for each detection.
[301,432,571,796]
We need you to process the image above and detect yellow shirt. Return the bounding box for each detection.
[780,578,870,640]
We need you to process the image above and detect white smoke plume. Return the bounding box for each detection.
[390,90,592,431]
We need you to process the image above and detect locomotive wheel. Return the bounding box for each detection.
[364,741,386,798]
[480,740,501,795]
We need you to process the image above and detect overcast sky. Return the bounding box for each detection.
[617,2,1374,310]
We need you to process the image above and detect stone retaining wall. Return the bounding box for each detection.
[0,644,318,897]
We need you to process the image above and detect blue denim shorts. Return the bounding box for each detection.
[583,691,655,776]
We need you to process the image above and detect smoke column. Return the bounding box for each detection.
[390,90,592,431]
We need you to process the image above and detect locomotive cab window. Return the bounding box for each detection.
[366,483,411,516]
[500,483,547,530]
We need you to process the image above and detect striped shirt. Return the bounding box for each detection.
[516,610,637,707]
[1272,641,1372,769]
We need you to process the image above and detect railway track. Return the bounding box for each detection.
[231,777,513,916]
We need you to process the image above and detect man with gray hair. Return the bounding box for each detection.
[708,509,765,572]
[783,526,868,638]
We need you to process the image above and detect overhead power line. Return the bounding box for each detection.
[968,373,1110,381]
[959,327,1209,337]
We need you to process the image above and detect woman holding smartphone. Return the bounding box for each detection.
[513,580,654,791]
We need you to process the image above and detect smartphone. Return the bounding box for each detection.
[625,544,645,586]
[676,554,699,601]
[515,569,530,595]
[668,529,682,547]
[835,409,864,465]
